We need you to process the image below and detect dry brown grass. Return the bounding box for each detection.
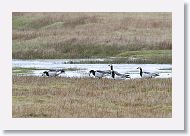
[12,76,172,118]
[12,12,172,60]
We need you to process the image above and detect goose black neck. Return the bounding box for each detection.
[111,70,115,78]
[139,68,142,77]
[110,65,113,70]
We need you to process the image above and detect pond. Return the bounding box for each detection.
[12,59,172,79]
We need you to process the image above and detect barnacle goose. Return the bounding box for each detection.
[89,70,110,78]
[108,64,130,79]
[137,67,159,78]
[42,69,65,77]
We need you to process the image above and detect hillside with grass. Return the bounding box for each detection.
[12,12,172,63]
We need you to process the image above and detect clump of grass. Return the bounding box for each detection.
[159,68,172,70]
[12,67,85,75]
[13,76,172,118]
[117,50,171,58]
[13,67,47,71]
[71,55,171,64]
[12,67,35,75]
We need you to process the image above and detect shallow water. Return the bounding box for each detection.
[13,59,172,79]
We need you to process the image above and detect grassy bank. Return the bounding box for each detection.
[13,76,172,118]
[12,67,84,75]
[12,12,172,63]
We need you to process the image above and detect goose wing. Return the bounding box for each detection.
[114,71,123,76]
[144,71,159,75]
[151,73,159,76]
[96,70,110,74]
[143,71,151,74]
[114,71,130,78]
[142,71,159,78]
[49,69,65,73]
[49,69,58,72]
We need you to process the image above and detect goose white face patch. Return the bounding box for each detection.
[89,72,95,77]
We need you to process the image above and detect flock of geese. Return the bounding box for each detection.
[42,64,160,79]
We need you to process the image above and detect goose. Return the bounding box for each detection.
[137,67,159,78]
[108,64,130,79]
[89,70,110,78]
[42,69,65,77]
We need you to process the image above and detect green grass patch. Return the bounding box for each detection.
[42,22,65,29]
[12,67,34,74]
[13,67,84,71]
[12,67,85,75]
[159,68,172,70]
[13,96,27,102]
[13,67,46,71]
[117,50,171,58]
[13,15,42,30]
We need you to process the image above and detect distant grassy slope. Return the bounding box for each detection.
[12,12,172,63]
